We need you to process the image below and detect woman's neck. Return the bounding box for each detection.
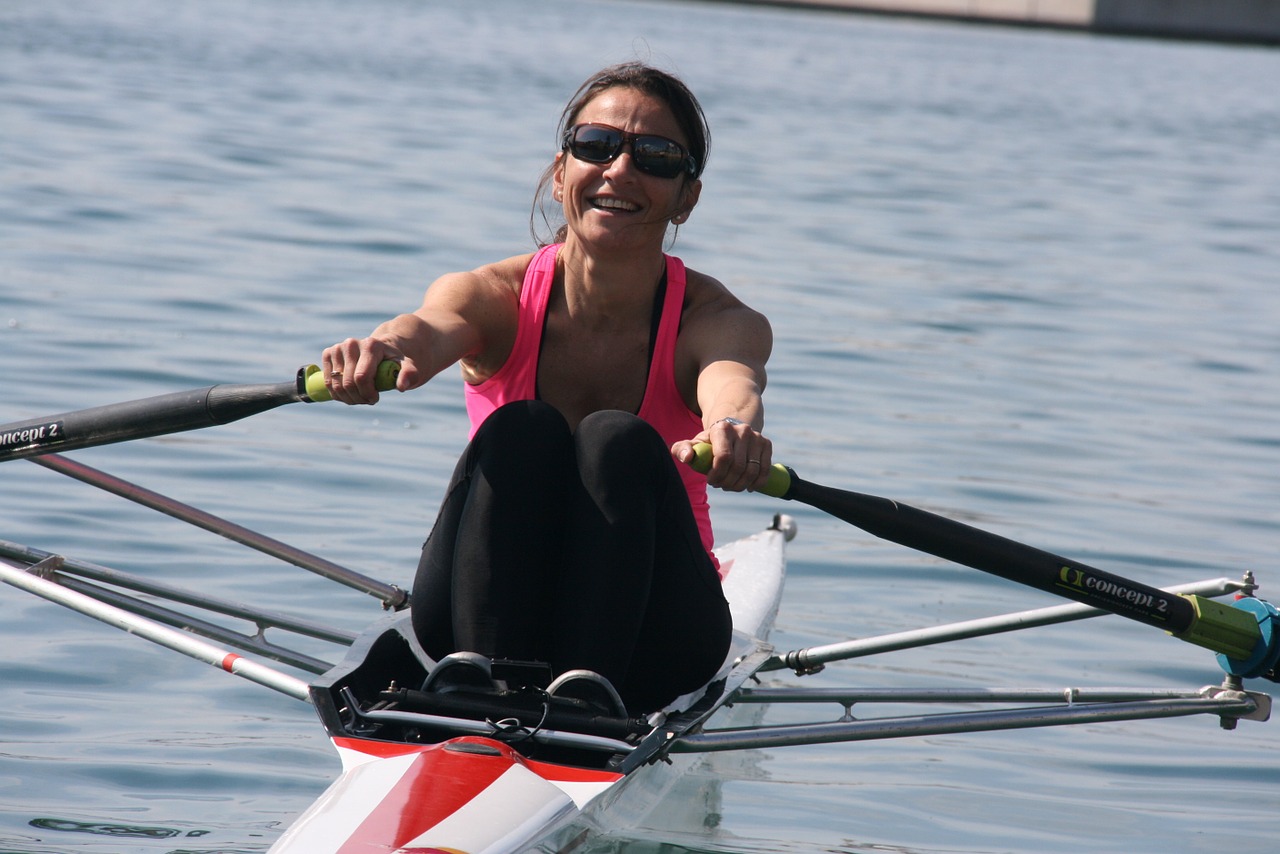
[556,240,665,318]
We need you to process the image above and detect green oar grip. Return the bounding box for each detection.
[690,442,792,498]
[300,361,400,403]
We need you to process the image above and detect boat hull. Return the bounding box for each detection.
[269,517,794,854]
[271,735,619,853]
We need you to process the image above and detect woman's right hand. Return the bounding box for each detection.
[321,337,406,405]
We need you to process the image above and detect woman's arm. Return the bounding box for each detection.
[322,258,524,405]
[672,275,774,492]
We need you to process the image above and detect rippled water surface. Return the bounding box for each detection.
[3,1,1279,852]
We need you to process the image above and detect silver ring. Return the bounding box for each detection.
[330,370,342,378]
[747,459,761,466]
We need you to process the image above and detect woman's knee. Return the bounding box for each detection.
[478,400,570,444]
[575,411,668,471]
[470,400,572,475]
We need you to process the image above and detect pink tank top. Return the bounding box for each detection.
[465,244,716,567]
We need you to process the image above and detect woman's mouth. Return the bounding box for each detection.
[589,196,640,213]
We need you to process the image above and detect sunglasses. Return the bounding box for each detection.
[562,123,698,179]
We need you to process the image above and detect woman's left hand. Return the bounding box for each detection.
[673,417,773,493]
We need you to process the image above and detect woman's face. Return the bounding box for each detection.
[553,87,701,254]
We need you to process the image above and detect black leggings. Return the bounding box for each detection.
[410,400,732,712]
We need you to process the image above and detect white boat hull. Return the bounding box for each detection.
[269,516,794,854]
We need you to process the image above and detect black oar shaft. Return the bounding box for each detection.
[695,444,1268,665]
[0,361,398,463]
[0,381,300,462]
[787,477,1197,635]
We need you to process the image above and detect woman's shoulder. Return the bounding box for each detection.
[672,265,772,394]
[460,252,537,292]
[425,252,536,305]
[681,266,770,331]
[425,253,539,380]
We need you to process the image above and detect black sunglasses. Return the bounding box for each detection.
[562,123,698,179]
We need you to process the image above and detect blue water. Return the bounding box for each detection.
[3,1,1279,851]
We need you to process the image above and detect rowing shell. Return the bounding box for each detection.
[268,514,797,854]
[4,371,1270,851]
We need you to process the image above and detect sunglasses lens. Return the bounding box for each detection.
[566,125,693,179]
[632,137,687,178]
[569,126,623,164]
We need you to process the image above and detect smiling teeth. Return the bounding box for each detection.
[591,197,639,212]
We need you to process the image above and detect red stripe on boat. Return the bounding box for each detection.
[523,754,623,784]
[328,736,620,852]
[333,736,431,759]
[335,738,528,852]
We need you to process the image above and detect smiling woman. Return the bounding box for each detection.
[320,62,774,714]
[532,61,711,247]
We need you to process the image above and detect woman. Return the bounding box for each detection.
[322,62,773,713]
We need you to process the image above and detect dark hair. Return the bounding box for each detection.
[530,62,710,246]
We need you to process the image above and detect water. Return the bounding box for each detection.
[3,1,1279,851]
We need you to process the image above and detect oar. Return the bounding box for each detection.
[691,445,1279,680]
[0,556,312,701]
[0,362,398,462]
[30,453,407,609]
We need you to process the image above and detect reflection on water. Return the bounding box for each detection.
[29,818,191,839]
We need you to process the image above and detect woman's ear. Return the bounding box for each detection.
[675,178,702,223]
[552,151,566,203]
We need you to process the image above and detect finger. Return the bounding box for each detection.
[745,440,773,492]
[736,455,765,492]
[350,348,384,403]
[710,444,753,491]
[324,339,370,404]
[718,434,772,493]
[394,358,417,392]
[322,347,345,396]
[671,440,694,466]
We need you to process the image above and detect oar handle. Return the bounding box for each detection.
[690,442,792,498]
[299,360,400,402]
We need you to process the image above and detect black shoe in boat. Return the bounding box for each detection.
[546,669,628,718]
[421,651,498,695]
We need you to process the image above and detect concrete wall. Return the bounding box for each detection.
[1094,0,1280,42]
[718,0,1280,43]
[791,0,1095,25]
